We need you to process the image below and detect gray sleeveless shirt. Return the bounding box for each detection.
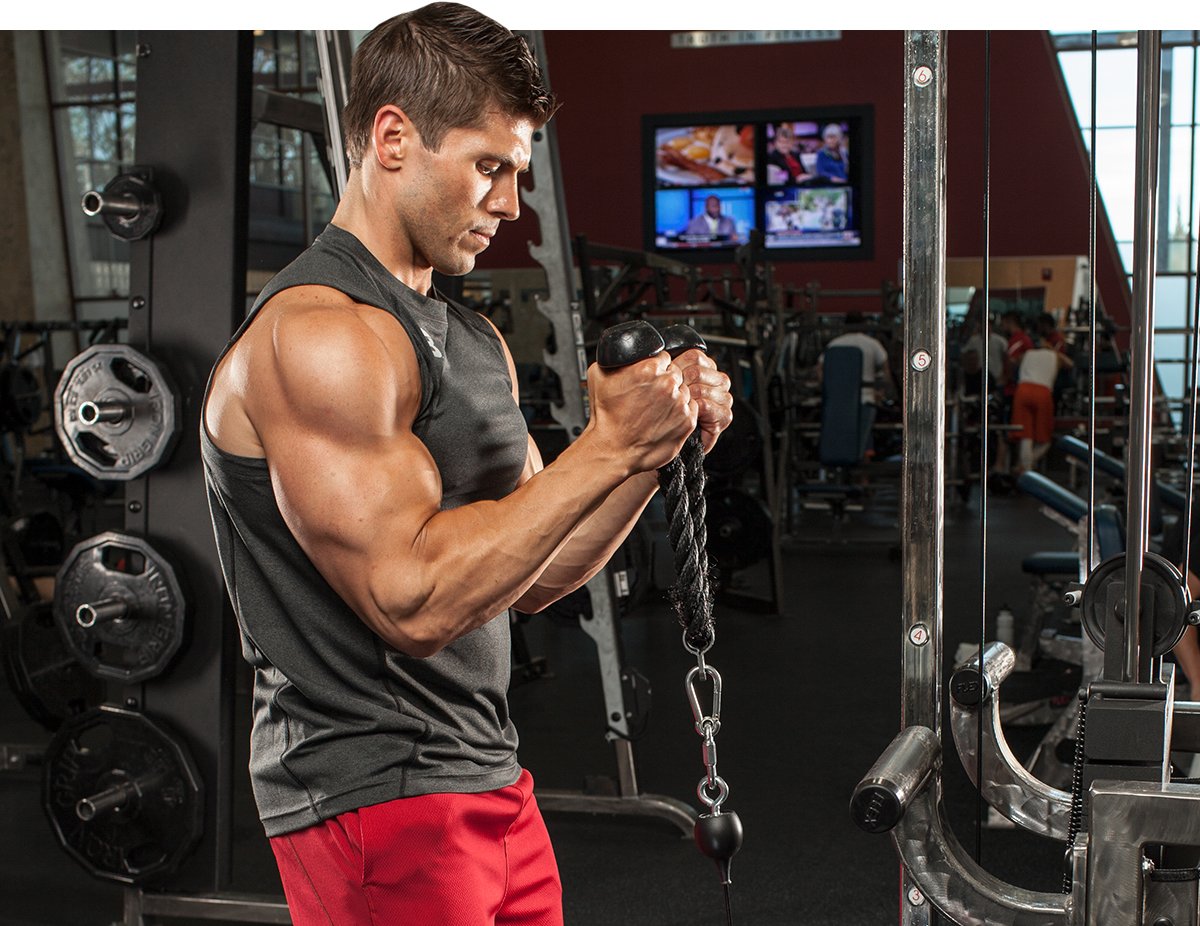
[201,224,529,836]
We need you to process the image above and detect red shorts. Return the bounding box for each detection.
[1010,381,1055,444]
[269,769,562,926]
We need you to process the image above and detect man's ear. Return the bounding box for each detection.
[371,105,417,170]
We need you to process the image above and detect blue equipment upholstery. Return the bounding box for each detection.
[819,346,865,468]
[1094,504,1125,560]
[1016,471,1088,523]
[1057,436,1124,480]
[1055,434,1172,529]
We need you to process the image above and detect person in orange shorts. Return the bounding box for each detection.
[1010,336,1072,475]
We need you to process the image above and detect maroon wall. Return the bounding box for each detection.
[479,29,1130,324]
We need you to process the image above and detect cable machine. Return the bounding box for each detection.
[852,30,1200,925]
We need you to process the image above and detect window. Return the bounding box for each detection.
[1054,32,1200,429]
[44,31,137,321]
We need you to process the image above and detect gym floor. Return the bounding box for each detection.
[0,481,1079,926]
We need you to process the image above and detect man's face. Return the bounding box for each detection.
[395,109,534,277]
[705,196,722,218]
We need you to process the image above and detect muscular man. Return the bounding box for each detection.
[200,5,733,924]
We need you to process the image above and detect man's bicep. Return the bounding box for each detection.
[264,420,445,624]
[250,304,439,622]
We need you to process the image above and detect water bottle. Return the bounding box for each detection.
[995,605,1015,646]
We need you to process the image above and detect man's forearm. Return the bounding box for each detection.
[515,470,660,612]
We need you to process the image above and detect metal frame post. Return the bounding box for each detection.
[899,30,947,925]
[1121,30,1163,683]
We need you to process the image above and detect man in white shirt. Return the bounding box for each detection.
[1012,336,1072,475]
[819,314,894,460]
[962,318,1007,392]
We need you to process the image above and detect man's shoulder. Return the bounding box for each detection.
[248,286,415,368]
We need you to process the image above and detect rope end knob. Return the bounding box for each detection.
[660,324,707,358]
[596,320,664,369]
[694,809,743,885]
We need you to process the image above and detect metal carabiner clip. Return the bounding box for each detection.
[685,663,723,736]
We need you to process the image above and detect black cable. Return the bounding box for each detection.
[976,29,992,866]
[1087,30,1099,576]
[1183,35,1200,586]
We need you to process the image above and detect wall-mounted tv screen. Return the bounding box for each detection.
[644,107,872,261]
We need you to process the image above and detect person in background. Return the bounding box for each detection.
[684,194,738,240]
[959,315,1008,483]
[819,313,895,460]
[993,310,1035,478]
[1036,310,1072,408]
[962,313,1007,394]
[1165,507,1200,696]
[1010,335,1072,475]
[1036,311,1065,352]
[766,122,811,184]
[815,123,849,183]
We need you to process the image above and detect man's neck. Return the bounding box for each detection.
[331,173,433,294]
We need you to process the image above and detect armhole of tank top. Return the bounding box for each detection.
[200,293,271,456]
[448,300,513,392]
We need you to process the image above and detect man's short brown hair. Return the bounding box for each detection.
[342,2,558,167]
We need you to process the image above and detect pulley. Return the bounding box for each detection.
[53,344,180,480]
[1079,551,1189,658]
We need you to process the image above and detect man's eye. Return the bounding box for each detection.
[479,163,500,176]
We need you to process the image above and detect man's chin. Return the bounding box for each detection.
[435,254,476,277]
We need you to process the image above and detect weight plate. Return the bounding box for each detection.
[1080,551,1189,657]
[54,531,187,684]
[705,397,764,480]
[2,602,104,730]
[91,172,162,242]
[705,488,773,574]
[53,344,180,480]
[42,706,203,884]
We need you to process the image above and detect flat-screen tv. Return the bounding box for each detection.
[644,107,872,261]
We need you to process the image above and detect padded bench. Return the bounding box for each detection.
[1056,434,1173,529]
[1057,435,1124,480]
[1017,471,1088,523]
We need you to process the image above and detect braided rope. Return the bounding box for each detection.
[659,433,715,651]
